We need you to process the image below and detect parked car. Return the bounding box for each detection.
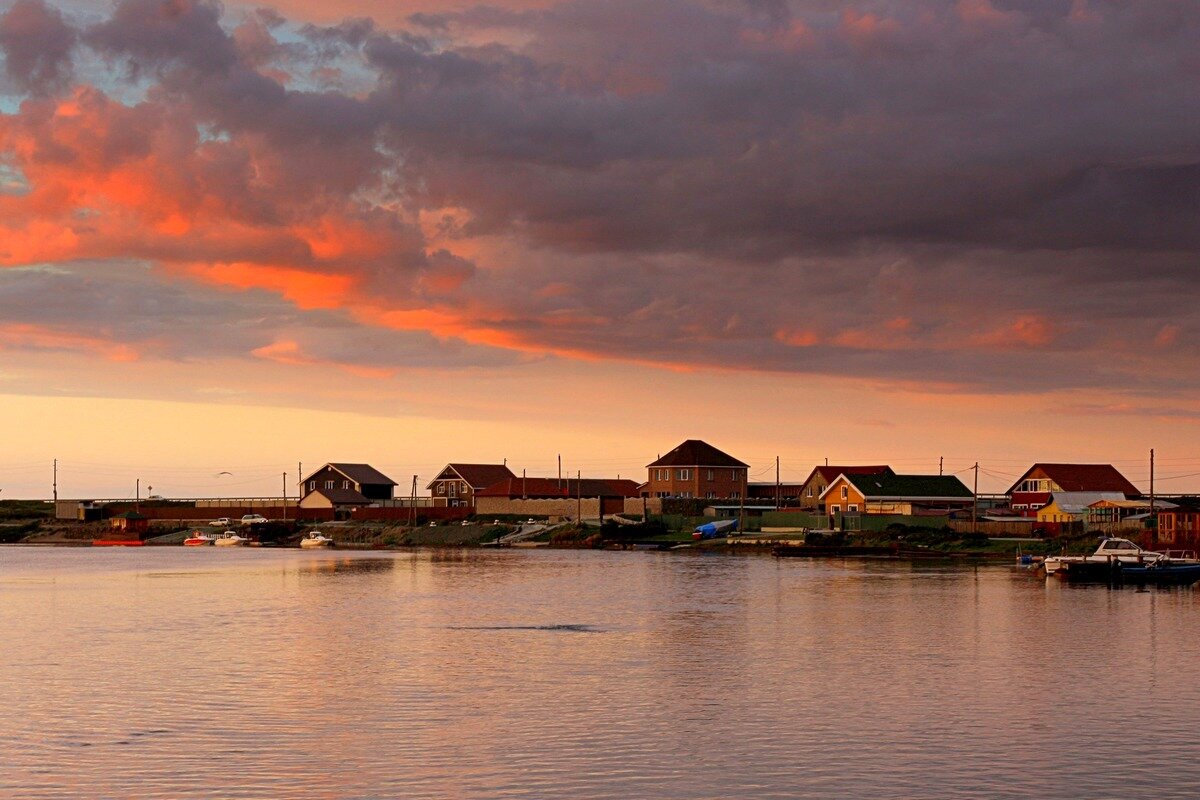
[209,517,231,527]
[240,514,268,525]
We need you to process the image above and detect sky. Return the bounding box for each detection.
[1,0,1199,498]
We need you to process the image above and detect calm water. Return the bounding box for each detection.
[2,547,1199,799]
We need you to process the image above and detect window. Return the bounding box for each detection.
[848,504,858,512]
[437,484,445,494]
[449,483,457,497]
[325,480,334,489]
[706,469,714,481]
[308,481,315,491]
[807,486,813,497]
[731,491,741,499]
[678,469,690,480]
[706,492,716,499]
[342,480,350,490]
[840,486,849,500]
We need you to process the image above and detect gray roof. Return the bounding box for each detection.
[1047,492,1127,514]
[325,463,397,487]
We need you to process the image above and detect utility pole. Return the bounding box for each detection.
[410,475,418,528]
[577,470,582,523]
[136,478,140,512]
[1150,448,1156,547]
[775,456,781,510]
[972,462,979,535]
[53,459,58,503]
[939,456,943,476]
[282,473,288,521]
[522,469,527,500]
[558,454,562,491]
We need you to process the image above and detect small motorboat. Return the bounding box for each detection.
[213,531,249,547]
[299,532,334,549]
[184,531,215,546]
[1044,537,1200,584]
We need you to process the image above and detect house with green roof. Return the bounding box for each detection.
[820,472,974,516]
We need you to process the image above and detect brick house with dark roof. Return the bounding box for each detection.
[796,465,893,511]
[426,463,516,508]
[642,439,749,500]
[1006,463,1140,517]
[299,463,397,509]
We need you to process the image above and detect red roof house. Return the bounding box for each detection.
[1007,463,1140,517]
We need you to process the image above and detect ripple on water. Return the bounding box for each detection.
[1,549,1199,799]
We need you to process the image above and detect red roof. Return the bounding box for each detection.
[647,440,748,468]
[426,463,515,490]
[478,477,641,499]
[1007,464,1140,496]
[808,465,893,484]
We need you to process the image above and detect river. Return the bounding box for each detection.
[1,546,1198,799]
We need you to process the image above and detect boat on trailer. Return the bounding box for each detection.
[1044,538,1200,584]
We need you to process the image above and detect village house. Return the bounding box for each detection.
[821,473,974,516]
[475,476,641,521]
[1156,498,1200,548]
[795,465,893,511]
[1006,463,1139,517]
[426,463,516,509]
[299,463,397,510]
[1087,498,1169,534]
[642,440,748,500]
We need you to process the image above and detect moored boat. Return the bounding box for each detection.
[184,531,215,546]
[299,532,334,549]
[1044,537,1200,584]
[213,531,248,547]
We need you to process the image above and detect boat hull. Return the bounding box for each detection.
[1052,560,1200,585]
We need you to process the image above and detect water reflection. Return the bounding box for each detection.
[1,547,1199,800]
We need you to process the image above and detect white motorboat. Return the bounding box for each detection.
[1044,537,1200,583]
[183,531,215,546]
[299,532,334,549]
[213,531,249,547]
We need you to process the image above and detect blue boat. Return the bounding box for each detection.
[693,518,739,540]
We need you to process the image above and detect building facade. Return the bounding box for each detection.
[426,463,516,508]
[299,463,397,509]
[821,473,974,516]
[796,465,893,511]
[642,440,749,499]
[1006,464,1139,517]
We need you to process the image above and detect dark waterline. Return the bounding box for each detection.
[2,546,1198,799]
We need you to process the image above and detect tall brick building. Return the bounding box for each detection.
[642,439,749,500]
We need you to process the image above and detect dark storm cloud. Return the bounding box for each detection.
[0,0,77,93]
[3,0,1200,394]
